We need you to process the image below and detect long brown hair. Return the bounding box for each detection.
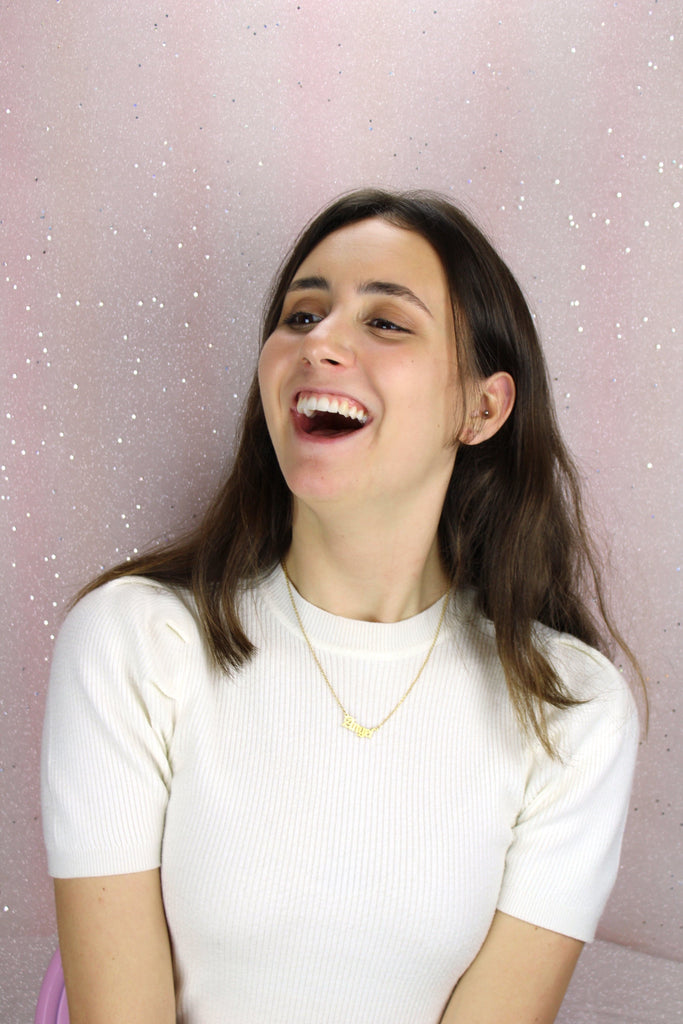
[77,188,642,752]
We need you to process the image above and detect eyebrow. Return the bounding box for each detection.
[287,276,433,318]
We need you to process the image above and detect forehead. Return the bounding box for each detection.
[295,217,447,295]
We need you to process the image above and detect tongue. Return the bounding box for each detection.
[305,411,363,437]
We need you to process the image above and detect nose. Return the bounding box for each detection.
[299,314,355,368]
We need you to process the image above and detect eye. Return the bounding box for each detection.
[282,310,323,328]
[368,317,410,333]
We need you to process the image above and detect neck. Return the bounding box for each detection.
[285,499,449,622]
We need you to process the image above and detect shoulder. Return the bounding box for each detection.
[541,627,638,728]
[54,576,205,700]
[457,593,637,716]
[63,576,200,644]
[526,627,641,777]
[459,596,639,757]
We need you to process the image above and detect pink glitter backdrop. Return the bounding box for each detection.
[2,1,681,1018]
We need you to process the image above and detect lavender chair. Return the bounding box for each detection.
[35,949,70,1024]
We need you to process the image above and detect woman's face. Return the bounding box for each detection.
[258,217,462,515]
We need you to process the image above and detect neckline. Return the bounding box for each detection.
[262,564,453,657]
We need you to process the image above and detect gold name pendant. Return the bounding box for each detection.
[343,714,376,739]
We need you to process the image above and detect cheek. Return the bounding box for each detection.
[435,352,462,424]
[257,339,281,411]
[256,337,272,383]
[388,356,459,423]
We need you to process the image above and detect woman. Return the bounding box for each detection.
[42,189,640,1023]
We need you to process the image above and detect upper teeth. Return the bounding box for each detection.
[296,393,368,423]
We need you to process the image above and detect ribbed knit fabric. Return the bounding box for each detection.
[41,570,639,1024]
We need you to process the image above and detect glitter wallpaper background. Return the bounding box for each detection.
[1,0,681,1018]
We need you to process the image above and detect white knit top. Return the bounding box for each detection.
[41,570,639,1024]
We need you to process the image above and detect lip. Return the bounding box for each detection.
[290,414,369,444]
[288,386,373,444]
[290,386,371,419]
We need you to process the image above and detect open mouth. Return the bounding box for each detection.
[295,392,369,438]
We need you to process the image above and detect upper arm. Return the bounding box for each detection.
[54,869,175,1024]
[440,910,583,1024]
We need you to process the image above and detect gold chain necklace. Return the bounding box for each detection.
[282,562,448,739]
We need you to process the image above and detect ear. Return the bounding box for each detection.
[458,371,515,445]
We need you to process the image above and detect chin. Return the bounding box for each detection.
[290,479,355,508]
[284,466,364,510]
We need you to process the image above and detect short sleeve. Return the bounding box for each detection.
[41,577,196,878]
[496,638,640,942]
